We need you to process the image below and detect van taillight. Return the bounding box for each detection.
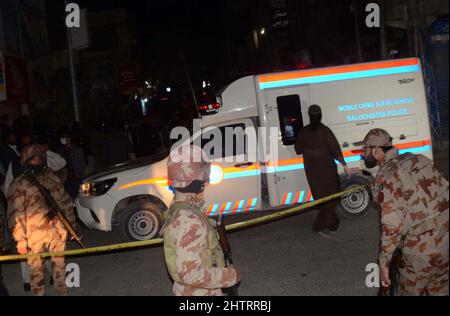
[199,103,221,112]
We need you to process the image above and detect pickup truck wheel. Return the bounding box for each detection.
[119,201,164,241]
[337,176,373,219]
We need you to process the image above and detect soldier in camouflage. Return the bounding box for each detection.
[362,129,449,296]
[7,144,75,296]
[163,144,241,296]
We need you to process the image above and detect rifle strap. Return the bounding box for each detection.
[23,172,58,220]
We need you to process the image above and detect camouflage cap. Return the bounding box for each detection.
[361,129,393,147]
[167,144,211,189]
[20,144,46,166]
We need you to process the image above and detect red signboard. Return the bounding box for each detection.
[4,55,30,104]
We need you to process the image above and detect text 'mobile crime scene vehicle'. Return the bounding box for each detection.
[76,58,433,241]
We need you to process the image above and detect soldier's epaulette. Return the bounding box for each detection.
[383,152,415,172]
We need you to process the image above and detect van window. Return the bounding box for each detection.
[196,123,247,159]
[277,95,304,146]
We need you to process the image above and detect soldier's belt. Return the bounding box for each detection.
[0,185,366,263]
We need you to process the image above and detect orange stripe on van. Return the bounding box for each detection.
[231,201,241,214]
[259,58,419,83]
[345,140,432,156]
[294,191,301,204]
[221,163,261,174]
[118,178,169,190]
[306,191,313,202]
[395,140,431,150]
[206,204,214,216]
[219,202,228,215]
[281,193,289,205]
[266,158,304,167]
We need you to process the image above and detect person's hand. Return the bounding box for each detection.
[17,246,28,255]
[231,265,241,283]
[381,266,391,288]
[344,166,352,179]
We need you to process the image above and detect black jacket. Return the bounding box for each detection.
[0,145,19,174]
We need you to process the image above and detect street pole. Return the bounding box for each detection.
[65,0,81,123]
[180,50,200,119]
[379,0,388,59]
[352,0,363,62]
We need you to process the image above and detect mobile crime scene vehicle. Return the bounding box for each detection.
[76,58,433,241]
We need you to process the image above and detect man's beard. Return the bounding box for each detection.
[363,154,378,169]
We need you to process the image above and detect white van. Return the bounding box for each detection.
[76,57,433,241]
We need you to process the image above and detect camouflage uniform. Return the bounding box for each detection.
[365,129,449,296]
[164,145,241,296]
[7,145,75,296]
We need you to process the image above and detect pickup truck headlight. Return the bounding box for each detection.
[80,178,117,197]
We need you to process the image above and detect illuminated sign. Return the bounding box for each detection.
[347,108,409,122]
[339,97,415,112]
[338,97,414,122]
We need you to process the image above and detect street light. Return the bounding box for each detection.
[260,28,266,35]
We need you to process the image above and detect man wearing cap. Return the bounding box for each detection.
[295,105,351,235]
[7,144,74,296]
[361,129,449,296]
[163,144,241,296]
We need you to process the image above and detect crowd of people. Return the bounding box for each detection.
[0,111,170,296]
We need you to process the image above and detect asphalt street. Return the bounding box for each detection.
[2,206,381,296]
[2,145,448,296]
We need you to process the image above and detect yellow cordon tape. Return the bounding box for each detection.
[0,185,366,263]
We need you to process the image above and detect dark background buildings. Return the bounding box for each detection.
[0,0,448,142]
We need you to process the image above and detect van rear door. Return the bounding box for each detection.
[264,86,312,207]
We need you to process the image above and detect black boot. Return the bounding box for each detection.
[23,283,31,292]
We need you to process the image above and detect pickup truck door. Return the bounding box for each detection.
[265,86,312,207]
[200,118,262,216]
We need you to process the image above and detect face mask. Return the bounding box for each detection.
[29,163,46,174]
[176,180,205,194]
[61,138,68,145]
[25,156,47,174]
[174,185,207,211]
[309,114,322,131]
[362,150,378,169]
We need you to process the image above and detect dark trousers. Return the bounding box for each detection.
[312,199,340,232]
[64,178,81,199]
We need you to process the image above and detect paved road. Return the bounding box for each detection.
[2,147,447,296]
[2,206,381,296]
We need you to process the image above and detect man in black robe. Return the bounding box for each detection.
[295,105,350,235]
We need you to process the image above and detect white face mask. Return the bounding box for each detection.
[60,138,68,145]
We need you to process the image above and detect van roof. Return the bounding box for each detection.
[256,58,420,90]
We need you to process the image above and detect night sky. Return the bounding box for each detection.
[45,0,380,91]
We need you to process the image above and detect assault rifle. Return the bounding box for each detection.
[378,248,403,296]
[23,170,85,249]
[217,214,239,296]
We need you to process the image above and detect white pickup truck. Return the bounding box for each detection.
[76,58,433,241]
